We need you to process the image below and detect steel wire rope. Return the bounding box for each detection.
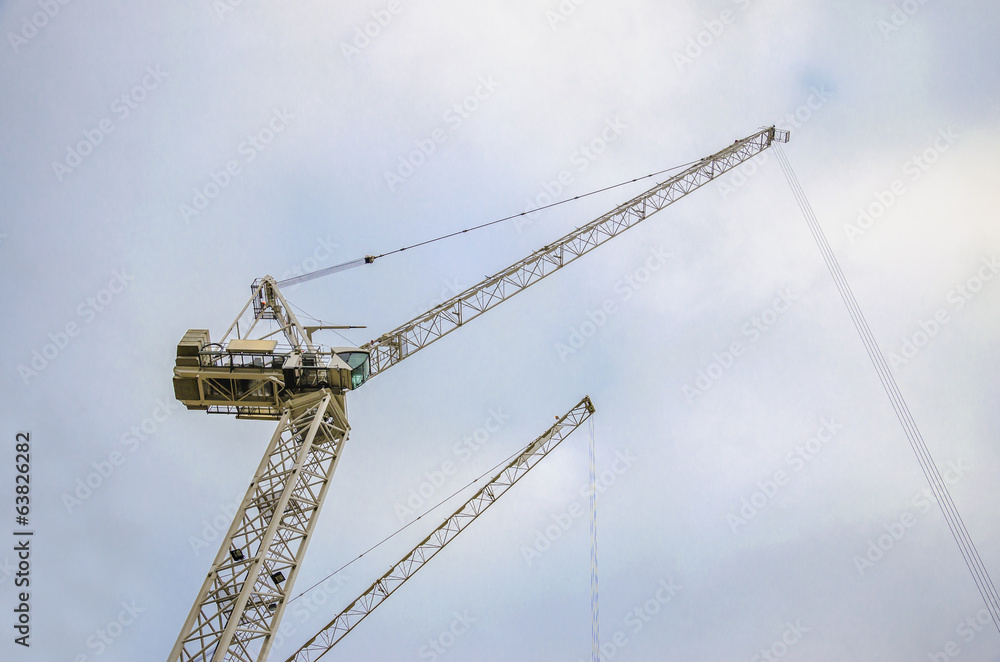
[776,149,995,611]
[286,301,358,347]
[777,145,999,618]
[774,142,1000,630]
[275,159,702,288]
[369,159,702,260]
[589,416,600,662]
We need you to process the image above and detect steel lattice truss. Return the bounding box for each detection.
[362,127,789,378]
[170,391,350,662]
[168,128,786,662]
[286,396,596,662]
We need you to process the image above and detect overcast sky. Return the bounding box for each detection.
[2,1,999,660]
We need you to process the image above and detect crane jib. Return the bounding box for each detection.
[362,126,789,379]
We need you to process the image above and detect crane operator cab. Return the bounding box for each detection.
[283,348,371,392]
[172,329,371,420]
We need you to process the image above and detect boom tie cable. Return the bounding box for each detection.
[589,416,600,662]
[773,142,1000,631]
[275,159,701,288]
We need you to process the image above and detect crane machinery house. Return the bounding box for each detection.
[172,281,370,421]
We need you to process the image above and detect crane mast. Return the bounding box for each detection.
[286,396,595,662]
[168,391,349,662]
[168,126,789,662]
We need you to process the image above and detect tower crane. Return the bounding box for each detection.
[167,126,790,662]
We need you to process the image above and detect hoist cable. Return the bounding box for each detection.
[773,143,1000,631]
[589,416,600,662]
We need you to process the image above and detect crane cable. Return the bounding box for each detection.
[773,143,1000,632]
[589,416,600,662]
[275,159,701,288]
